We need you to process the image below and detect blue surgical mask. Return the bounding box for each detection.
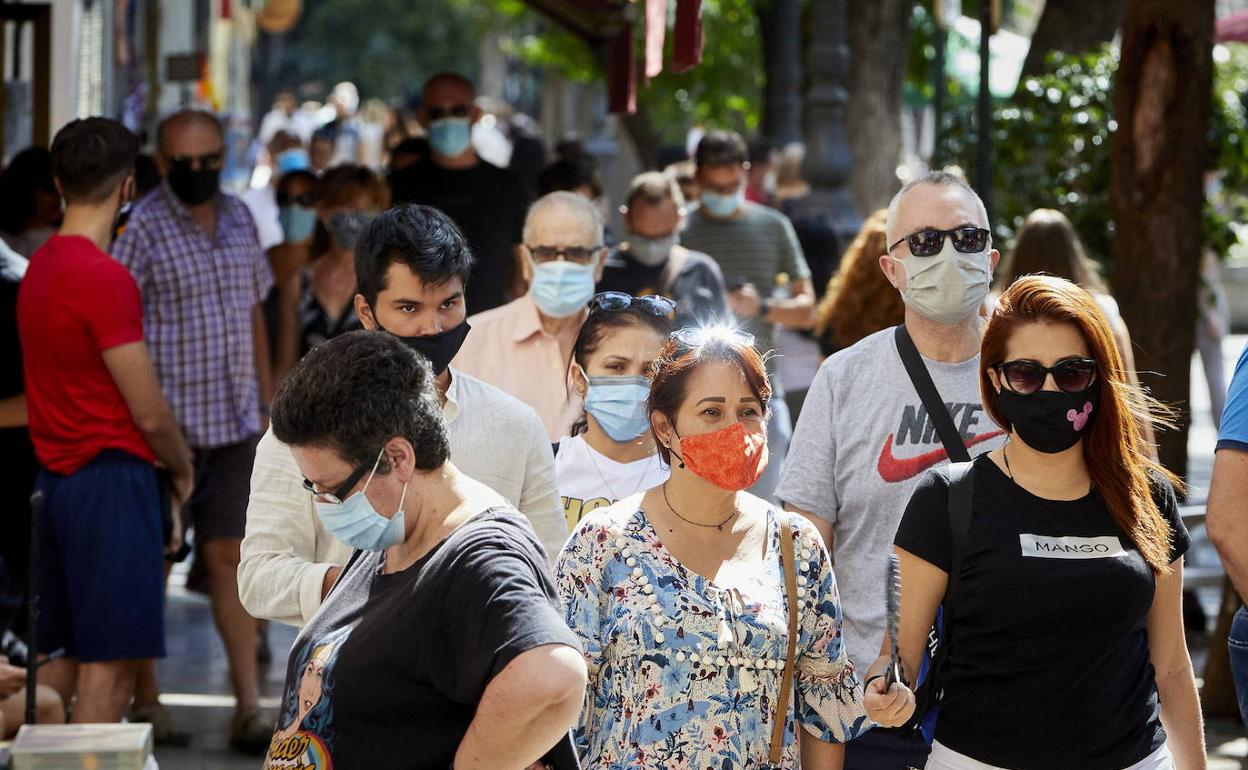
[278,204,317,243]
[531,260,596,318]
[700,186,745,218]
[275,148,311,175]
[584,373,652,442]
[313,454,409,551]
[429,117,472,157]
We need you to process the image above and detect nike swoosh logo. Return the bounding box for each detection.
[876,430,1005,483]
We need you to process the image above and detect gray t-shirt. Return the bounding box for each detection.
[776,326,1006,672]
[682,202,810,369]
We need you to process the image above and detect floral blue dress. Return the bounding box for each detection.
[555,499,869,769]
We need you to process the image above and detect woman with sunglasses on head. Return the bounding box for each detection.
[877,275,1205,770]
[557,292,674,531]
[556,327,912,770]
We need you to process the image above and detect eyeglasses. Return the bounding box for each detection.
[168,152,224,172]
[591,291,676,317]
[671,326,755,349]
[277,191,315,207]
[301,448,384,505]
[996,358,1097,395]
[526,245,602,265]
[427,105,471,121]
[888,226,990,257]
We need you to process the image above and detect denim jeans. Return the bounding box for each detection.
[1230,605,1248,727]
[844,727,931,770]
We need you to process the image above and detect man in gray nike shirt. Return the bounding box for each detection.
[777,171,1004,769]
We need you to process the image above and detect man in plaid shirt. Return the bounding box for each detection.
[113,109,275,753]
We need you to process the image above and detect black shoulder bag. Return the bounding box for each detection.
[893,324,976,737]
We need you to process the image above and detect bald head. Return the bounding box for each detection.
[157,110,224,155]
[885,171,991,249]
[422,72,475,105]
[523,191,604,249]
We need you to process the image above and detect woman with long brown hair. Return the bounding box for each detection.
[813,210,905,358]
[876,276,1205,769]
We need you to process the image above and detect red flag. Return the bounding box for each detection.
[672,0,703,73]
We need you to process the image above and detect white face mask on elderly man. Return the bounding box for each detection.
[889,231,992,325]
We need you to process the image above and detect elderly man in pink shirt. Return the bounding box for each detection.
[453,191,605,441]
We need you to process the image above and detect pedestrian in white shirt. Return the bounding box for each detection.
[239,204,566,627]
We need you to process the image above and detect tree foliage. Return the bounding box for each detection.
[280,0,485,101]
[935,45,1248,274]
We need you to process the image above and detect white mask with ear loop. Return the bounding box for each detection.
[889,237,991,325]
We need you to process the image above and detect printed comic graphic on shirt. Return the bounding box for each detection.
[876,401,1004,483]
[264,625,352,770]
[562,495,613,531]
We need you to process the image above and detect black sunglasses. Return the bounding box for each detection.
[888,226,990,257]
[169,152,224,171]
[277,192,315,207]
[428,105,471,121]
[996,358,1097,396]
[301,454,376,505]
[591,291,676,318]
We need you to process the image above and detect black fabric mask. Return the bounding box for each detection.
[379,320,471,376]
[167,166,220,206]
[995,381,1100,454]
[327,211,373,251]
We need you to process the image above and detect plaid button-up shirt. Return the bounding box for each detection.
[113,183,274,449]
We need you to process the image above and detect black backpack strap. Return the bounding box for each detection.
[943,461,975,609]
[894,325,971,463]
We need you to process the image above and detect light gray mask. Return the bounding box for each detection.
[890,239,991,325]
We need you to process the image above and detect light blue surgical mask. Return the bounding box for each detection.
[584,373,652,442]
[313,451,409,551]
[278,204,317,243]
[429,117,472,157]
[531,260,597,318]
[700,186,745,218]
[275,148,310,175]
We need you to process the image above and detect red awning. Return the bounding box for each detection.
[1216,10,1248,43]
[523,0,703,113]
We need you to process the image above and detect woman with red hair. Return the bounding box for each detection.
[876,275,1205,769]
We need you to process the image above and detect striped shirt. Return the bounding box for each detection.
[113,183,274,449]
[681,202,810,367]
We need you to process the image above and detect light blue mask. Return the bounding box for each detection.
[531,260,596,318]
[278,204,317,243]
[275,148,310,175]
[584,374,652,442]
[700,186,745,218]
[429,117,472,157]
[313,456,408,551]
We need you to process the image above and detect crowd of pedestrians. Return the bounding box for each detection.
[0,66,1244,770]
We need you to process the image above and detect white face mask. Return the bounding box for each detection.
[629,233,678,267]
[890,238,991,325]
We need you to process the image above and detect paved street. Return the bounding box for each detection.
[148,338,1248,770]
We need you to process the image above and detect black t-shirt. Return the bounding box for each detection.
[390,161,530,316]
[0,253,35,620]
[262,507,581,770]
[894,454,1189,770]
[598,246,730,328]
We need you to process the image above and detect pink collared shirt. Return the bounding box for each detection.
[452,293,584,441]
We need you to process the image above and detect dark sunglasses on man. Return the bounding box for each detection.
[526,245,602,265]
[168,151,224,172]
[995,357,1098,396]
[277,191,316,208]
[427,104,471,121]
[888,226,990,257]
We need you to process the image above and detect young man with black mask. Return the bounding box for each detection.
[239,204,565,628]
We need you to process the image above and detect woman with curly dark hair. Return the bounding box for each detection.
[814,209,905,358]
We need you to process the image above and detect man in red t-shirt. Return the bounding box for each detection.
[17,117,193,723]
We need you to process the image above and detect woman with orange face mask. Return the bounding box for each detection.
[555,327,913,770]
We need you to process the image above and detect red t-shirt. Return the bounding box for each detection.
[18,234,156,474]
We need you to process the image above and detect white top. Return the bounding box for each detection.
[240,185,283,252]
[239,367,568,627]
[554,434,670,532]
